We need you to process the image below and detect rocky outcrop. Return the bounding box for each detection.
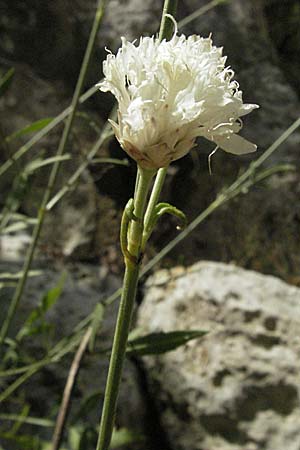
[138,261,300,450]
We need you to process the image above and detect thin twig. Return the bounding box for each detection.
[51,327,92,450]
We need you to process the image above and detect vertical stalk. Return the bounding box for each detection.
[142,167,168,250]
[0,0,107,349]
[96,167,154,450]
[159,0,178,40]
[95,1,178,448]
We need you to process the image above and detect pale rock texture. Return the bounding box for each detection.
[138,261,300,450]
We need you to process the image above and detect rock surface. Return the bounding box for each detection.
[138,261,300,450]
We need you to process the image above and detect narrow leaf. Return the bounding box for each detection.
[127,329,207,356]
[6,118,53,143]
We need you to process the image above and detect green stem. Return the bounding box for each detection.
[128,168,156,258]
[0,0,107,350]
[159,0,178,41]
[96,0,178,447]
[95,167,154,450]
[142,167,168,250]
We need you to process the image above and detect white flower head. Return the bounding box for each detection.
[99,29,259,169]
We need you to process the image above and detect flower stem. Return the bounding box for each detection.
[95,167,155,450]
[142,167,168,250]
[96,0,178,447]
[159,0,178,41]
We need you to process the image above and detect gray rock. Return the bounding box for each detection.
[137,261,300,450]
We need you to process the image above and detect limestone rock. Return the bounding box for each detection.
[138,261,300,450]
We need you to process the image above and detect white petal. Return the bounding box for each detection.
[214,133,257,155]
[239,103,260,117]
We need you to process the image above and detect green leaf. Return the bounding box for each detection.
[127,329,208,356]
[110,427,144,448]
[0,68,15,97]
[5,118,53,143]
